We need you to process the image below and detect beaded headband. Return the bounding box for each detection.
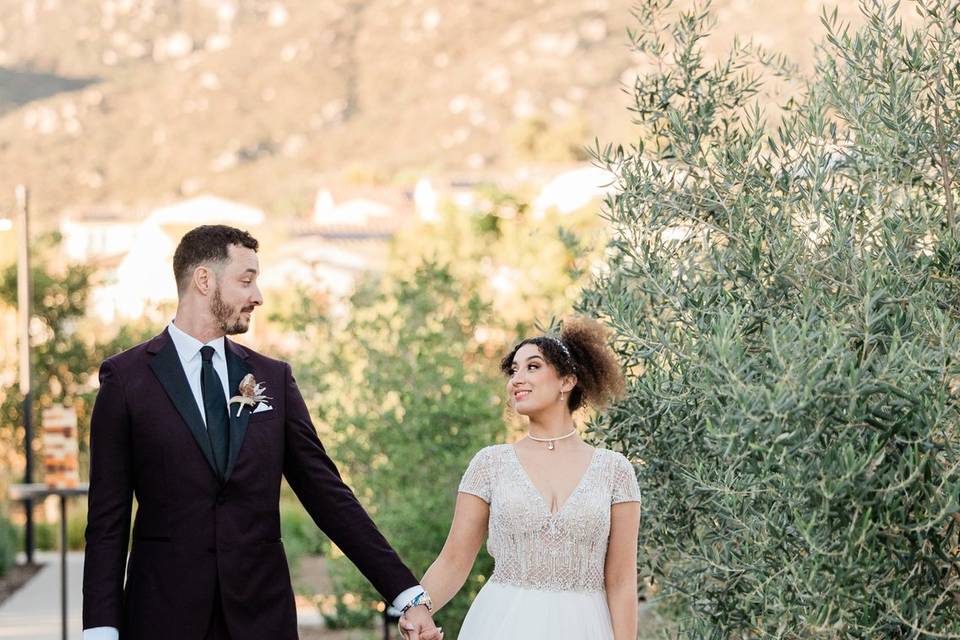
[545,335,573,361]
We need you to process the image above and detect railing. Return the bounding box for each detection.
[8,483,89,640]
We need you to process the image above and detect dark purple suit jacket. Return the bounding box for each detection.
[82,330,417,639]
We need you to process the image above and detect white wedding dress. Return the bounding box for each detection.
[456,444,641,640]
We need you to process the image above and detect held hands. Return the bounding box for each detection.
[398,605,443,640]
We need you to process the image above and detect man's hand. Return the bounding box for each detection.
[398,605,442,640]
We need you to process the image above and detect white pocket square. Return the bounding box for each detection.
[252,403,274,414]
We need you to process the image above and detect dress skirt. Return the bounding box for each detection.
[457,581,614,640]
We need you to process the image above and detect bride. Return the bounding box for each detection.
[401,316,641,640]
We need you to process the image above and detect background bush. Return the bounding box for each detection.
[582,1,960,637]
[294,263,506,636]
[18,520,55,552]
[280,500,330,569]
[0,513,17,576]
[14,509,87,552]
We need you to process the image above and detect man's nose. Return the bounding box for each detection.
[251,286,264,305]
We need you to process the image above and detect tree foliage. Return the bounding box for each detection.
[390,184,606,338]
[581,1,960,637]
[269,180,609,630]
[0,511,16,576]
[300,263,506,636]
[0,233,159,489]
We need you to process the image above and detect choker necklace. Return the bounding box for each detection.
[527,428,577,451]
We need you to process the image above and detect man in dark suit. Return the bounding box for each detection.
[82,225,440,640]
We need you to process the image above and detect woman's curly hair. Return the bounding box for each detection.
[499,316,625,412]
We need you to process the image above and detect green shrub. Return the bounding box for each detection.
[67,508,87,550]
[582,1,960,637]
[31,522,57,551]
[0,513,17,576]
[15,510,86,552]
[306,263,505,637]
[280,500,330,568]
[321,599,378,630]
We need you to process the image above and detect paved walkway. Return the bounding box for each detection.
[0,551,324,638]
[0,551,83,640]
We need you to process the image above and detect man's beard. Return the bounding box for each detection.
[211,286,251,335]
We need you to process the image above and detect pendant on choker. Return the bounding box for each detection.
[527,428,577,450]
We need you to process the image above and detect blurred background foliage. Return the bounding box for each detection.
[270,187,606,635]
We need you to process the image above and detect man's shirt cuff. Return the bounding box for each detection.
[83,627,119,640]
[392,585,425,612]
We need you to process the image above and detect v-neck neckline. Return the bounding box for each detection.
[508,445,600,516]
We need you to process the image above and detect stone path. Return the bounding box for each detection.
[0,551,83,640]
[0,551,325,639]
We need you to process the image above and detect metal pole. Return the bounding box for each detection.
[60,494,68,640]
[16,184,34,565]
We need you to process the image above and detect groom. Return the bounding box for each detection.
[83,225,439,639]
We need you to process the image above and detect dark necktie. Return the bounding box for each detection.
[200,346,229,479]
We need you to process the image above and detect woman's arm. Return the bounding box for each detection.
[399,492,488,638]
[605,501,641,640]
[419,492,490,612]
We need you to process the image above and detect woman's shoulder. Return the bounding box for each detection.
[466,443,512,466]
[473,442,512,460]
[592,447,641,502]
[592,446,635,470]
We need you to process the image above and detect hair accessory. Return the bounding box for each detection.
[546,335,572,361]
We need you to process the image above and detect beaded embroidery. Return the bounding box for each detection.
[459,445,640,592]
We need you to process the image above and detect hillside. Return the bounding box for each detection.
[0,0,895,225]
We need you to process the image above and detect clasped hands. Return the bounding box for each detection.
[398,604,443,640]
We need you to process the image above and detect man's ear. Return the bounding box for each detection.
[193,265,213,295]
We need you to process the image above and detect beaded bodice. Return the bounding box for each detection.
[458,444,640,593]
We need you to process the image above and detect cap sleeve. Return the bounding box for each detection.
[611,452,641,505]
[458,447,494,503]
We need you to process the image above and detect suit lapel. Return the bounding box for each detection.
[147,331,220,482]
[224,339,253,483]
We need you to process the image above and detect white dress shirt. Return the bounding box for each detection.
[84,323,423,639]
[167,320,231,419]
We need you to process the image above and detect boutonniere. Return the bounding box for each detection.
[229,373,271,417]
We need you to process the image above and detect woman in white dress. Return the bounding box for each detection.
[400,317,641,640]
